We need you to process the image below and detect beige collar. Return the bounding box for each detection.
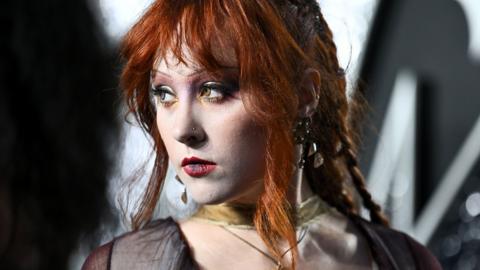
[191,195,330,229]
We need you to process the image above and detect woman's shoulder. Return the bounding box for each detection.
[82,217,196,270]
[350,215,442,270]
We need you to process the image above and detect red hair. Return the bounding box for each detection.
[120,0,388,268]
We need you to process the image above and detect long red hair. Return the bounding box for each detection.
[120,0,388,268]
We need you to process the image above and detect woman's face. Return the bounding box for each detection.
[151,48,266,205]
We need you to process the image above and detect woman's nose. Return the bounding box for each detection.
[172,103,206,147]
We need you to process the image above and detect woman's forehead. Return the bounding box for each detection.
[153,35,238,72]
[153,48,202,75]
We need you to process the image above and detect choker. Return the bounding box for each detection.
[191,195,330,229]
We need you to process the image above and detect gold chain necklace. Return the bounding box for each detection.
[191,195,331,269]
[220,225,308,270]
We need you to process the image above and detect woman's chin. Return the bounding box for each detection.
[187,187,238,205]
[187,188,228,204]
[190,194,228,205]
[189,188,261,206]
[184,176,264,205]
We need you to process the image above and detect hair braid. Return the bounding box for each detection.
[291,0,388,225]
[310,5,361,218]
[305,154,356,217]
[338,132,389,226]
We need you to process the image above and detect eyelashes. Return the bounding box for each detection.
[151,85,176,106]
[150,81,238,107]
[198,81,236,102]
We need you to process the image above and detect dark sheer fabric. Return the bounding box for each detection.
[82,218,196,270]
[350,216,442,270]
[82,216,441,270]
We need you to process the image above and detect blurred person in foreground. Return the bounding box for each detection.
[0,0,119,269]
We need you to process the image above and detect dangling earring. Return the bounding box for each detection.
[308,140,324,168]
[293,117,324,168]
[175,175,188,204]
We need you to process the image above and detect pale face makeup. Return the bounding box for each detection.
[151,47,267,205]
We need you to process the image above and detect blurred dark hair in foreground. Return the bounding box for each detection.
[0,0,120,269]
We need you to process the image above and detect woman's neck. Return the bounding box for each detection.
[287,145,315,205]
[226,145,315,206]
[287,166,314,205]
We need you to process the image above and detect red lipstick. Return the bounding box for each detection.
[181,156,216,177]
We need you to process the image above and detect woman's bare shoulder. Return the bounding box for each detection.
[299,210,374,269]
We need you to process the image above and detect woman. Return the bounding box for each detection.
[83,0,441,269]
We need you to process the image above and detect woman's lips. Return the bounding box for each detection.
[183,164,216,177]
[181,156,216,177]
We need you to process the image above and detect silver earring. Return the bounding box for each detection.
[175,175,188,204]
[293,117,324,168]
[308,141,324,168]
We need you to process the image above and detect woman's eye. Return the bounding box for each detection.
[151,85,176,105]
[198,82,230,102]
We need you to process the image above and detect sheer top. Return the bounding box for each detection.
[82,216,442,270]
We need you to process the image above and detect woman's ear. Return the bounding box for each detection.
[298,68,321,118]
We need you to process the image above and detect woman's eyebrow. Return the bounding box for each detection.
[151,66,238,79]
[218,66,239,73]
[151,69,204,78]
